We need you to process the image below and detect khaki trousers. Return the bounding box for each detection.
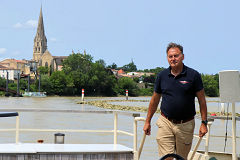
[156,115,195,160]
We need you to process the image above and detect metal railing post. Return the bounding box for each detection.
[190,137,202,160]
[16,116,19,143]
[205,121,213,156]
[232,103,237,160]
[114,112,118,145]
[133,118,138,160]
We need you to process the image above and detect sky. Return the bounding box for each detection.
[0,0,239,74]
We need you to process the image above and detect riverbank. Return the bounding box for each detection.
[78,99,240,117]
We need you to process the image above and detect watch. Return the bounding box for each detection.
[201,120,208,125]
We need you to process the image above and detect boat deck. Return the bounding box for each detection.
[0,143,133,160]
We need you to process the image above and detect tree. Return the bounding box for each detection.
[107,63,117,69]
[95,59,106,68]
[88,63,117,96]
[0,77,5,88]
[38,66,49,75]
[201,74,219,97]
[122,60,137,72]
[143,75,155,83]
[39,74,52,94]
[118,77,139,96]
[62,52,93,74]
[50,71,67,95]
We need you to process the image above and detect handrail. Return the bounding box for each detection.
[0,109,145,160]
[133,117,146,160]
[0,112,19,143]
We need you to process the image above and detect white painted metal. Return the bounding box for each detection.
[15,116,19,144]
[205,121,213,156]
[219,70,239,160]
[117,130,134,136]
[0,110,148,160]
[81,89,84,101]
[138,133,146,159]
[18,129,114,133]
[114,113,118,145]
[190,137,202,160]
[133,118,137,160]
[232,103,237,160]
[0,143,133,153]
[219,70,240,103]
[220,103,225,115]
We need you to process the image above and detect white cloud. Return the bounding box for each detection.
[13,23,23,28]
[50,37,57,42]
[13,19,37,29]
[26,20,38,28]
[0,48,7,54]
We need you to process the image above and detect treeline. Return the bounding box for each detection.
[0,52,219,97]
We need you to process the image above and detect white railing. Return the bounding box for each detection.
[0,109,146,160]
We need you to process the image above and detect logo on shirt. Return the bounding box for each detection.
[179,80,189,84]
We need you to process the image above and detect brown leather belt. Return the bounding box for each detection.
[161,112,194,124]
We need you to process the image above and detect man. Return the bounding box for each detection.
[143,42,208,159]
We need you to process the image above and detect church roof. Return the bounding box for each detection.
[53,56,68,65]
[53,56,68,59]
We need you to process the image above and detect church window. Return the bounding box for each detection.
[37,42,39,46]
[45,62,48,67]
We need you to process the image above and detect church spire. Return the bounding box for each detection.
[33,6,47,62]
[36,6,45,38]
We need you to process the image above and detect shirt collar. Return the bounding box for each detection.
[168,64,187,77]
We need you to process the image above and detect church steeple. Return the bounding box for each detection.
[33,6,47,62]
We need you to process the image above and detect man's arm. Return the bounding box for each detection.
[143,92,161,135]
[196,89,208,137]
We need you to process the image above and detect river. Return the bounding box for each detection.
[0,96,239,160]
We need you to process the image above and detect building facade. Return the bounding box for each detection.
[0,65,21,80]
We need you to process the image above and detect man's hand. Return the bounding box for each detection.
[143,122,151,135]
[199,123,208,137]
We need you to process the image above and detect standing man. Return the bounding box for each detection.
[143,42,208,159]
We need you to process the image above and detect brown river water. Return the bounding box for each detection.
[0,96,239,160]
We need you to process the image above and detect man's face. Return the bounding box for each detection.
[167,47,184,68]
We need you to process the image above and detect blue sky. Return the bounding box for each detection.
[0,0,239,74]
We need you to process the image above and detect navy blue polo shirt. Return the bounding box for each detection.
[154,65,203,120]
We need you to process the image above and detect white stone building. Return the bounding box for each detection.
[0,65,21,80]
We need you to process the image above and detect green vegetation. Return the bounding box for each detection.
[0,52,220,97]
[201,74,219,97]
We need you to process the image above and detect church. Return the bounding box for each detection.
[33,7,67,72]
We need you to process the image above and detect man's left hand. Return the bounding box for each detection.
[199,123,208,137]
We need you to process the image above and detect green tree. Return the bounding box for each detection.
[118,77,139,96]
[62,52,93,74]
[19,79,28,91]
[50,71,68,95]
[88,63,117,96]
[0,77,5,88]
[95,59,106,68]
[122,60,137,72]
[39,74,52,94]
[201,74,219,97]
[38,66,49,75]
[107,63,117,69]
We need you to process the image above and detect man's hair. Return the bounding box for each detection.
[166,42,183,54]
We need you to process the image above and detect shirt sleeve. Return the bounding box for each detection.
[193,72,204,92]
[154,73,162,94]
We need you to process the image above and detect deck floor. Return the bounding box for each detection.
[0,143,133,160]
